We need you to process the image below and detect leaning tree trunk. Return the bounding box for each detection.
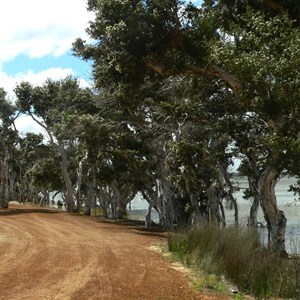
[258,166,287,256]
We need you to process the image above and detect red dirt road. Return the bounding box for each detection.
[0,204,230,300]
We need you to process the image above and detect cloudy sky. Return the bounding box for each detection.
[2,0,202,135]
[0,0,93,134]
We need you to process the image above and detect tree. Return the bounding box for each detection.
[0,88,19,208]
[209,9,300,254]
[15,77,95,212]
[10,133,56,204]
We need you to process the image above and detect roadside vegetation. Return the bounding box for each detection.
[168,226,300,299]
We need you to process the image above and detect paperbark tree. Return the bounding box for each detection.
[0,88,19,208]
[15,77,94,212]
[210,10,300,254]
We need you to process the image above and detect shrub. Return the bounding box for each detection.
[168,225,300,299]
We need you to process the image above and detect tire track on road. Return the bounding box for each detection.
[0,205,231,300]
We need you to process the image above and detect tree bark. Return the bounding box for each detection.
[157,177,175,230]
[155,144,175,230]
[85,164,96,216]
[206,183,224,225]
[223,171,238,224]
[145,204,153,227]
[0,154,9,208]
[76,159,84,213]
[98,186,110,218]
[248,175,260,227]
[142,182,163,224]
[58,143,75,213]
[258,167,287,255]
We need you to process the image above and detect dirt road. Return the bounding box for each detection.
[0,204,230,300]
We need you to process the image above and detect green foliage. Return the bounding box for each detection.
[28,157,63,191]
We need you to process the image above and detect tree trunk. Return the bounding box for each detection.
[156,148,175,230]
[142,183,163,224]
[40,190,50,207]
[248,175,260,227]
[222,169,238,224]
[0,154,9,209]
[85,165,96,216]
[110,181,122,219]
[206,183,224,225]
[9,172,16,202]
[156,177,175,230]
[58,144,75,213]
[185,176,203,224]
[76,160,84,213]
[98,186,110,218]
[145,204,153,227]
[258,167,287,256]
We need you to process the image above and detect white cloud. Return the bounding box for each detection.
[0,67,87,99]
[14,115,46,137]
[0,0,93,64]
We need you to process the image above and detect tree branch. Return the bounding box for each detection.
[145,62,171,77]
[145,61,242,93]
[263,0,284,15]
[207,66,242,93]
[28,112,56,145]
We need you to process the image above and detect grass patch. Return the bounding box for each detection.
[154,242,230,295]
[168,226,300,299]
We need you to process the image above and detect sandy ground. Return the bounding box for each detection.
[0,204,232,300]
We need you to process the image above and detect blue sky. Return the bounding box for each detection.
[2,52,91,80]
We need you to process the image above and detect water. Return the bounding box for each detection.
[127,177,300,252]
[228,177,300,252]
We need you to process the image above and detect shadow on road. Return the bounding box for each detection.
[0,207,61,216]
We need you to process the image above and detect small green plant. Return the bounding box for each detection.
[204,274,227,293]
[233,292,246,300]
[56,200,64,207]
